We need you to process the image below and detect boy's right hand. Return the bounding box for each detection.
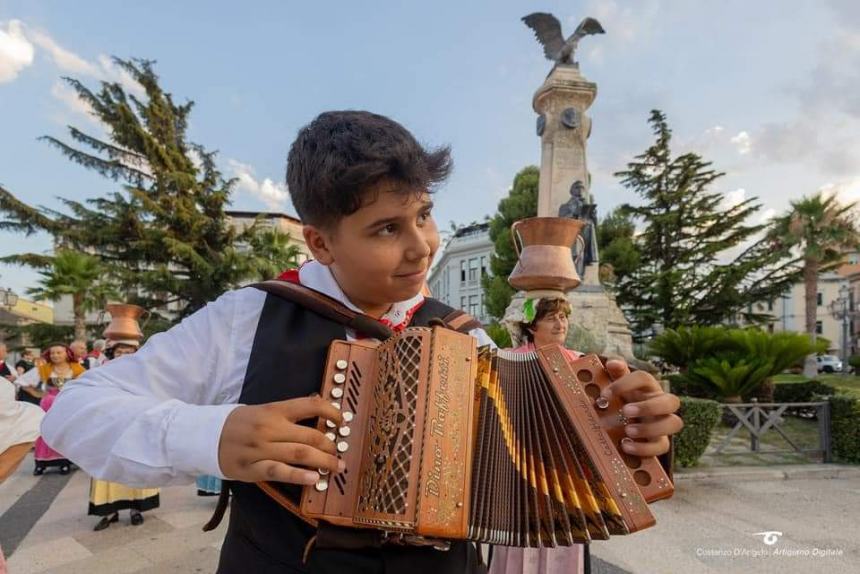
[218,396,345,485]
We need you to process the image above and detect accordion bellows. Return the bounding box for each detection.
[293,327,673,547]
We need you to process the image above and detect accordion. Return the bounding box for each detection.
[285,326,672,547]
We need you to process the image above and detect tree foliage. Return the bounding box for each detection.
[613,110,800,337]
[0,58,299,326]
[482,166,539,320]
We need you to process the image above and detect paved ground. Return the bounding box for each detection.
[2,455,858,573]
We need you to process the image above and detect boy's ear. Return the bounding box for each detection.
[302,225,335,265]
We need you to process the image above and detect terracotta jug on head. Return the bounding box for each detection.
[508,217,585,292]
[103,303,146,342]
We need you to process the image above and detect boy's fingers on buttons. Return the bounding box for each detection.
[623,393,681,418]
[266,443,342,475]
[625,414,683,439]
[279,396,343,425]
[604,359,630,380]
[620,436,670,457]
[601,371,662,400]
[276,425,338,456]
[250,460,319,485]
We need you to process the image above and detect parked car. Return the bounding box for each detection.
[816,354,843,373]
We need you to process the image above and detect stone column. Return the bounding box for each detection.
[533,65,596,219]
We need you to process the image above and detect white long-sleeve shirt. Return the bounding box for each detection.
[40,261,492,488]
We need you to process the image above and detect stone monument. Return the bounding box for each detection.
[507,12,634,359]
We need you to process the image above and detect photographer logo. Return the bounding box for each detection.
[751,531,783,545]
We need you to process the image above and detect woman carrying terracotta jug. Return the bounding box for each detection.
[16,343,85,475]
[491,296,584,574]
[87,304,161,531]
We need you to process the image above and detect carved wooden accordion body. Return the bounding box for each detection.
[297,326,673,547]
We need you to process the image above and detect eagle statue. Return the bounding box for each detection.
[522,13,605,66]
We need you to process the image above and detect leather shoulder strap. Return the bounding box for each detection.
[440,309,483,334]
[251,280,393,341]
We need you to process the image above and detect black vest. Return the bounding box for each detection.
[216,294,481,574]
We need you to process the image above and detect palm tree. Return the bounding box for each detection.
[769,193,860,377]
[26,250,117,340]
[242,227,303,281]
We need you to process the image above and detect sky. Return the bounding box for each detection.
[2,0,860,296]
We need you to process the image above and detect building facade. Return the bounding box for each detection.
[427,223,493,325]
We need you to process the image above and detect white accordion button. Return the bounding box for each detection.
[333,373,346,384]
[342,411,354,422]
[326,419,337,429]
[331,387,344,399]
[336,359,348,370]
[318,468,330,476]
[595,397,610,409]
[331,402,341,409]
[337,441,349,453]
[338,426,351,437]
[325,432,336,442]
[315,479,329,492]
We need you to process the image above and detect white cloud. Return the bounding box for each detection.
[730,131,751,155]
[758,208,776,224]
[722,187,747,210]
[50,80,94,118]
[28,27,100,77]
[0,20,34,83]
[228,159,291,211]
[818,177,860,207]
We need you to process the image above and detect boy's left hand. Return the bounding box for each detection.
[603,359,683,458]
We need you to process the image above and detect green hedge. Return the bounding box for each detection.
[675,397,720,467]
[773,380,836,403]
[829,395,860,464]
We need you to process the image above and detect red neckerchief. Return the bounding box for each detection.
[276,268,424,336]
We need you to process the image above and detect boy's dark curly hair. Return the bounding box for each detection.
[287,111,452,228]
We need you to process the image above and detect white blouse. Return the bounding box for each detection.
[41,261,492,487]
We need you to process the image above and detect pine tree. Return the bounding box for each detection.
[0,58,297,322]
[482,166,539,320]
[614,110,799,338]
[597,207,640,288]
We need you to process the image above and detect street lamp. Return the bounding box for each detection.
[0,288,19,308]
[828,284,852,375]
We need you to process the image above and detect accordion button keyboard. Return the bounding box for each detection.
[342,411,354,422]
[338,426,351,437]
[315,479,329,492]
[335,359,348,370]
[331,387,344,399]
[337,441,349,453]
[333,373,346,384]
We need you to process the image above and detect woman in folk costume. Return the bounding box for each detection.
[0,373,45,570]
[88,304,160,530]
[16,343,85,475]
[491,296,584,574]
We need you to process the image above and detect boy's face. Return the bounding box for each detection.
[303,182,439,317]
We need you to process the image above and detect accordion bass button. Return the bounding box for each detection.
[336,359,348,370]
[343,411,354,422]
[337,441,349,453]
[338,426,351,437]
[333,373,346,384]
[331,387,344,399]
[315,479,329,492]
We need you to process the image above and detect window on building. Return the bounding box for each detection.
[480,256,488,277]
[469,258,479,282]
[460,296,466,311]
[817,292,823,306]
[468,295,479,317]
[816,320,823,335]
[460,260,466,283]
[767,300,774,311]
[767,323,774,333]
